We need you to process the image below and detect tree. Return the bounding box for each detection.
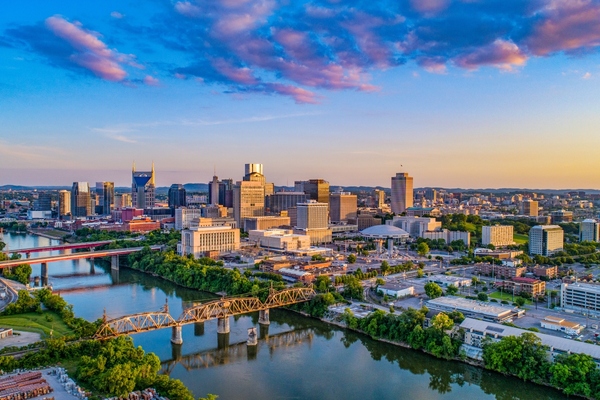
[431,313,454,331]
[417,242,430,257]
[347,254,357,264]
[446,285,458,296]
[482,333,549,381]
[416,268,424,278]
[477,292,488,302]
[380,261,390,275]
[424,282,443,299]
[0,241,5,251]
[515,297,526,307]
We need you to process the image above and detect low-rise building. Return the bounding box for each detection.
[244,216,291,231]
[500,277,546,297]
[532,265,558,279]
[249,229,311,251]
[482,225,515,247]
[428,274,471,288]
[560,282,600,314]
[427,296,524,323]
[540,316,583,336]
[180,225,240,258]
[378,283,414,298]
[474,263,527,279]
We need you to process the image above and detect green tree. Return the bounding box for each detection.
[515,297,526,307]
[482,333,549,381]
[424,282,443,299]
[380,261,390,275]
[416,268,424,278]
[431,313,454,331]
[347,254,357,264]
[549,353,597,397]
[477,292,488,302]
[417,242,430,257]
[446,286,458,296]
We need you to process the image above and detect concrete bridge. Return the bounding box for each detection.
[0,245,162,285]
[93,287,316,344]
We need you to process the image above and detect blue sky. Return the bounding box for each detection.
[1,0,600,188]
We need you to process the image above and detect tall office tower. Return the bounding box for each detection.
[529,225,564,256]
[115,193,132,209]
[482,225,515,247]
[131,162,156,209]
[329,192,358,222]
[551,210,573,223]
[266,192,308,214]
[295,200,331,244]
[521,200,539,217]
[373,189,385,209]
[244,163,265,184]
[208,176,220,205]
[424,188,437,202]
[220,179,233,207]
[580,219,600,242]
[168,184,187,210]
[391,172,413,214]
[233,181,265,227]
[34,193,52,211]
[95,182,115,215]
[296,179,330,204]
[58,190,71,217]
[71,182,91,217]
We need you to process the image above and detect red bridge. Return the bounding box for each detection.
[2,240,113,255]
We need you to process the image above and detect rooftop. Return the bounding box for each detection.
[361,224,409,238]
[427,296,516,318]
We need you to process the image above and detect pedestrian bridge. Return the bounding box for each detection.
[93,287,316,344]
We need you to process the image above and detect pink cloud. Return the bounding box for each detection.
[211,58,258,84]
[410,0,450,14]
[417,57,447,74]
[143,75,160,86]
[266,83,318,104]
[526,0,600,55]
[174,2,203,18]
[454,40,527,70]
[45,15,128,81]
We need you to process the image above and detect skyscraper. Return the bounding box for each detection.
[296,179,330,204]
[131,162,156,209]
[580,219,600,242]
[95,182,115,215]
[58,190,71,217]
[71,182,91,217]
[168,184,187,215]
[208,176,220,206]
[529,225,564,256]
[391,172,413,214]
[521,200,539,217]
[329,192,357,222]
[233,180,265,227]
[295,200,332,244]
[34,193,52,211]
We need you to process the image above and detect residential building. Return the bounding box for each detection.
[248,229,311,251]
[501,277,546,297]
[580,219,600,242]
[427,296,523,323]
[532,265,558,279]
[482,225,515,247]
[551,209,573,224]
[329,192,357,222]
[560,282,600,314]
[295,200,332,244]
[390,172,413,214]
[233,180,265,227]
[95,182,115,215]
[131,162,156,209]
[529,225,564,256]
[180,225,240,258]
[474,264,527,279]
[58,190,71,217]
[521,200,539,216]
[422,229,471,247]
[71,182,91,217]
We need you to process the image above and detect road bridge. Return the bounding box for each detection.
[94,287,316,344]
[2,240,113,255]
[0,245,162,285]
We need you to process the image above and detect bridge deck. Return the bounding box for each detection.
[3,240,113,254]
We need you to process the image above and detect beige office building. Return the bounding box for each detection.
[58,190,71,216]
[249,229,311,251]
[529,225,563,256]
[233,180,265,227]
[580,219,600,242]
[295,200,332,244]
[521,200,539,216]
[391,172,413,214]
[482,225,515,247]
[114,193,132,209]
[180,225,240,258]
[244,216,291,231]
[329,192,357,222]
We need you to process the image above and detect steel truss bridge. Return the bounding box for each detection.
[93,287,316,340]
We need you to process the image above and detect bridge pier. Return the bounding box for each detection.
[41,262,48,286]
[171,325,183,345]
[217,332,230,349]
[171,341,182,360]
[259,324,269,339]
[111,255,119,271]
[247,327,258,346]
[217,317,230,334]
[111,268,120,284]
[194,322,205,336]
[259,309,270,325]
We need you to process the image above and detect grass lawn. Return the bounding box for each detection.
[489,290,533,305]
[513,233,528,244]
[0,311,75,338]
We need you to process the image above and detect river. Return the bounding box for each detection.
[0,232,565,399]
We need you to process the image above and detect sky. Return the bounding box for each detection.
[1,0,600,189]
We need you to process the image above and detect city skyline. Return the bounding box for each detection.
[2,1,600,188]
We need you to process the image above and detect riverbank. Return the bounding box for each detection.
[27,229,69,241]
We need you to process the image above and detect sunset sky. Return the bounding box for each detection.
[1,0,600,188]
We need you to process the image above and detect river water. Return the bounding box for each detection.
[0,232,565,400]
